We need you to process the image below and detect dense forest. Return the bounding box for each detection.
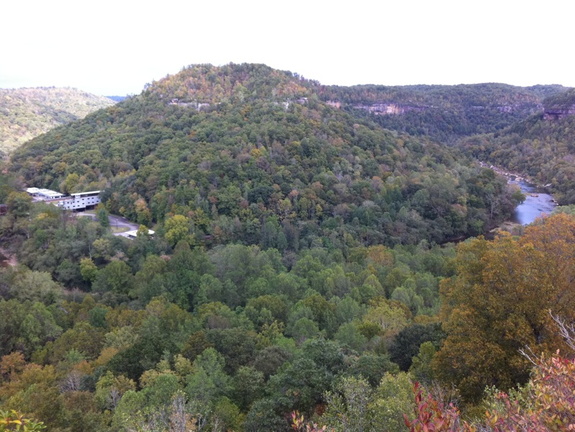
[0,87,115,156]
[1,64,575,431]
[317,83,567,143]
[10,64,523,248]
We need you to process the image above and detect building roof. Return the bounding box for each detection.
[119,229,155,239]
[70,190,101,196]
[26,187,64,198]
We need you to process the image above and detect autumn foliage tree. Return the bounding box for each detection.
[483,353,575,431]
[411,313,575,431]
[434,213,575,402]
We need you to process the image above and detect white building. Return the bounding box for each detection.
[26,187,65,200]
[26,187,102,211]
[57,191,101,210]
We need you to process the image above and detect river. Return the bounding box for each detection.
[510,180,557,225]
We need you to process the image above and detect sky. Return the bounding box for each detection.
[2,0,574,96]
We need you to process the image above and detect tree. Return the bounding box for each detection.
[79,257,98,283]
[370,372,416,431]
[347,353,398,387]
[268,357,333,415]
[185,348,232,426]
[320,377,374,432]
[319,372,415,431]
[406,314,575,431]
[434,214,575,402]
[96,205,110,228]
[7,268,64,305]
[409,342,436,384]
[0,362,63,428]
[92,260,134,299]
[482,315,575,431]
[95,371,136,410]
[0,300,62,358]
[6,192,32,218]
[0,409,45,431]
[361,298,410,342]
[164,214,191,247]
[133,254,168,303]
[231,366,265,411]
[252,345,292,380]
[334,322,367,352]
[205,327,258,374]
[60,173,80,194]
[389,323,443,371]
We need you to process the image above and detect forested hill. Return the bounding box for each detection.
[5,64,575,432]
[10,63,521,247]
[0,87,115,155]
[460,88,575,204]
[318,83,568,142]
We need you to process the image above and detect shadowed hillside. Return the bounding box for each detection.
[317,83,568,142]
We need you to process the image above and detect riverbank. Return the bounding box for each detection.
[479,161,558,233]
[478,161,554,193]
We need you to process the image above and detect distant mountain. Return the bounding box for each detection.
[0,87,116,155]
[106,95,128,102]
[318,83,569,143]
[460,89,575,203]
[9,64,521,247]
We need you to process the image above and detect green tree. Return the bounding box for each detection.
[185,348,231,423]
[8,268,64,305]
[388,323,443,371]
[92,260,134,299]
[164,214,191,247]
[0,299,62,358]
[60,173,80,194]
[231,366,265,411]
[79,257,98,283]
[409,341,436,385]
[96,205,110,228]
[6,191,32,218]
[370,372,415,431]
[321,376,374,432]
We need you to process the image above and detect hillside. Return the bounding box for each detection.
[318,83,568,142]
[2,64,573,432]
[10,63,521,247]
[0,87,116,155]
[460,88,575,204]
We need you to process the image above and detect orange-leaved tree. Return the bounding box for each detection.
[434,213,575,402]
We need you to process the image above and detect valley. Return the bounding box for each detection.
[0,63,574,432]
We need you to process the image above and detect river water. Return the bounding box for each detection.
[510,180,556,225]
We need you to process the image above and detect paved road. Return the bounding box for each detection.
[108,214,139,235]
[76,212,140,237]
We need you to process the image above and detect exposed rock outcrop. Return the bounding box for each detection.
[352,103,428,115]
[542,89,575,120]
[543,105,575,120]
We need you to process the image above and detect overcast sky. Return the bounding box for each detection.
[2,0,574,96]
